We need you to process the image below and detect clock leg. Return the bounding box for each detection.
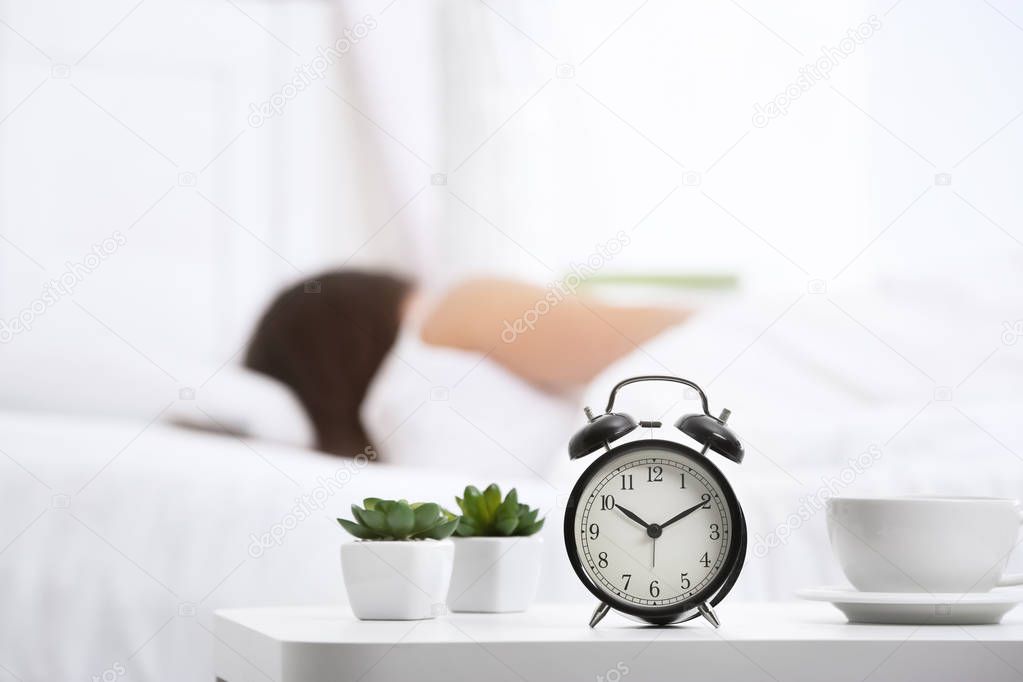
[698,602,720,628]
[589,601,611,628]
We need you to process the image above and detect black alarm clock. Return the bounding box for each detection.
[563,375,747,628]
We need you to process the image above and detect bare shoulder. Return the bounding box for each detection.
[418,277,689,390]
[419,278,544,347]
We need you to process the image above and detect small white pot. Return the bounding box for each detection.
[446,536,543,613]
[340,539,454,620]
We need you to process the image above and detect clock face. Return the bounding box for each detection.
[568,442,739,613]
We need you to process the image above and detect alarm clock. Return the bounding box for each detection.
[563,375,746,628]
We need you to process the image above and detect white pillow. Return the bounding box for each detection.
[165,367,314,448]
[361,328,579,476]
[0,334,313,448]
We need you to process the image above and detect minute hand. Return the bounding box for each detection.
[659,499,709,530]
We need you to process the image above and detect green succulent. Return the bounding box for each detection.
[452,484,544,537]
[337,498,459,541]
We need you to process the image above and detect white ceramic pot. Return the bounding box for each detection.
[446,536,543,613]
[340,539,454,620]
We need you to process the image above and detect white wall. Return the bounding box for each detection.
[855,0,1023,381]
[865,0,1023,296]
[0,0,343,376]
[419,2,875,292]
[2,0,1020,376]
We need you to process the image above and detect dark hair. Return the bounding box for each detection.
[245,270,411,456]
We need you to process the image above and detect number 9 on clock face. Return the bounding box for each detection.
[564,440,745,624]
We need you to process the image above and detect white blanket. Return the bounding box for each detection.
[5,289,1023,680]
[5,399,1023,680]
[0,411,565,681]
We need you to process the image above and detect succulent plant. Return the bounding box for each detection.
[337,498,459,540]
[452,484,544,537]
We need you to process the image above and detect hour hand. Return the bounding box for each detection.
[615,504,650,529]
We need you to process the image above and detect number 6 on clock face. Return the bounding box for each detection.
[564,439,746,625]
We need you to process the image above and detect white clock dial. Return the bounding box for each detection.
[573,447,733,608]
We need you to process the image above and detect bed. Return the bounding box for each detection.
[4,396,1023,681]
[0,409,567,681]
[4,289,1022,680]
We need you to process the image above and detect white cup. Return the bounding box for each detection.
[826,496,1023,593]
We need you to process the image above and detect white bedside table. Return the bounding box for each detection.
[214,603,1023,682]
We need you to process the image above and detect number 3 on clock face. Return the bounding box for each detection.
[564,440,744,622]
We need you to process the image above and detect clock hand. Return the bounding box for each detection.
[658,498,709,530]
[614,504,650,529]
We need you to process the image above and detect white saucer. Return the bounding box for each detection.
[796,585,1023,625]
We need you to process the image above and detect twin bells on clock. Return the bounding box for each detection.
[568,375,744,463]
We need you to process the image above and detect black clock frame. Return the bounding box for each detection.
[563,438,747,626]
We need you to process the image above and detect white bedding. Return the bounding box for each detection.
[5,397,1023,681]
[577,289,1023,608]
[361,324,581,478]
[0,410,568,681]
[5,288,1023,680]
[0,332,315,449]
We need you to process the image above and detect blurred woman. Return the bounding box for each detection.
[245,270,687,456]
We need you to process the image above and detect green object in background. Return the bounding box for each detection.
[576,272,739,290]
[452,483,545,537]
[338,498,459,540]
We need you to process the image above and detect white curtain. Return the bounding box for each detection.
[331,1,875,294]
